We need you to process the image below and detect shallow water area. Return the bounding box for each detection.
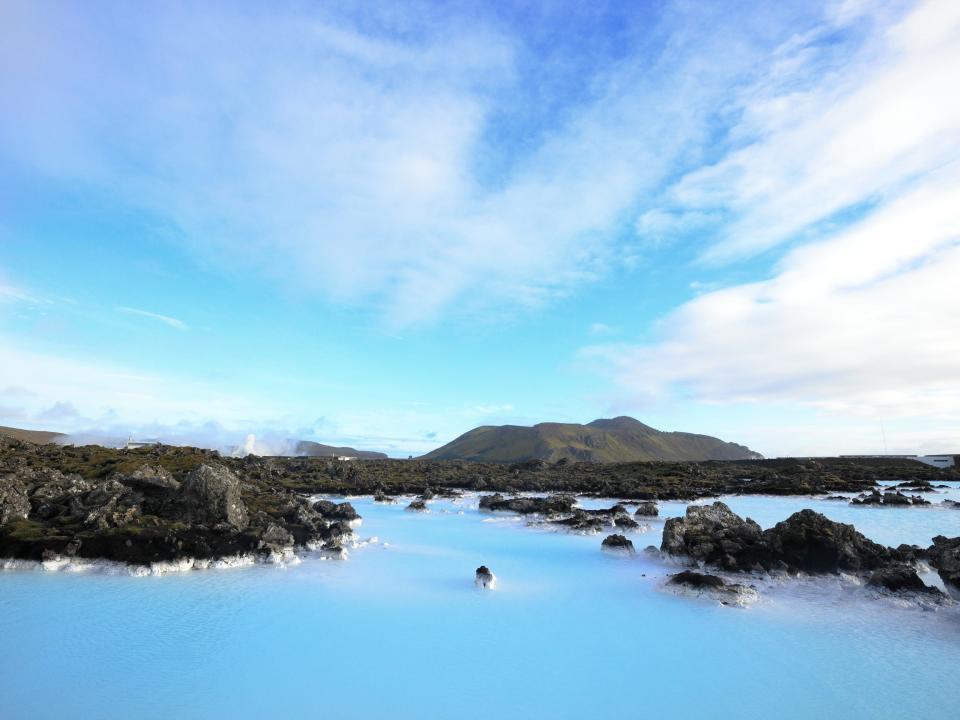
[2,491,959,720]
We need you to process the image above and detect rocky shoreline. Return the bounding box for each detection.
[657,501,958,599]
[2,438,958,584]
[0,438,359,567]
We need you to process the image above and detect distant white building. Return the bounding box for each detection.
[839,454,956,468]
[911,455,955,468]
[125,436,160,450]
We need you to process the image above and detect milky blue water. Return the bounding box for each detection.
[2,485,959,720]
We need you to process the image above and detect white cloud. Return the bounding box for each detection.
[116,306,188,331]
[635,209,720,246]
[36,401,81,422]
[0,282,44,304]
[669,0,960,261]
[589,322,616,336]
[0,404,28,422]
[0,337,518,455]
[588,161,960,421]
[0,340,268,428]
[584,0,960,445]
[0,1,839,327]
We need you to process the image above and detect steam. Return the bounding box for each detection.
[54,428,316,457]
[235,434,304,457]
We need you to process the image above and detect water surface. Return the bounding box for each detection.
[2,489,959,720]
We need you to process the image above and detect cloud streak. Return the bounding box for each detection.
[587,0,960,428]
[0,0,838,328]
[116,306,188,331]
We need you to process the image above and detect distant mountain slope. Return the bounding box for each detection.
[294,440,387,460]
[0,426,65,444]
[421,416,761,463]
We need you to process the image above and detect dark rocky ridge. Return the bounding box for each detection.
[661,501,900,573]
[6,438,957,500]
[0,438,357,566]
[3,438,958,570]
[660,501,957,595]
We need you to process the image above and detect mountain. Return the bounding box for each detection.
[0,426,65,444]
[421,416,762,463]
[294,440,388,460]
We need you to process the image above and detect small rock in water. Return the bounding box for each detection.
[406,499,428,512]
[634,501,659,517]
[601,534,635,553]
[665,570,759,607]
[613,513,641,530]
[867,566,942,596]
[475,565,496,589]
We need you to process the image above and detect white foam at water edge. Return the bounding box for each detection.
[475,572,497,590]
[0,551,301,576]
[660,579,760,608]
[348,536,380,548]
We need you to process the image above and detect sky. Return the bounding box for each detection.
[1,0,959,457]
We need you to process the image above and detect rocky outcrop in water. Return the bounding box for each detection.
[926,536,960,593]
[664,570,758,606]
[479,494,576,514]
[544,503,644,533]
[851,489,929,506]
[312,500,360,522]
[475,565,496,589]
[406,499,428,512]
[867,566,942,596]
[0,441,357,566]
[601,534,634,553]
[661,502,902,574]
[548,510,608,532]
[634,501,658,517]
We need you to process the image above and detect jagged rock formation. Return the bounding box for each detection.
[867,566,942,595]
[601,534,635,553]
[634,501,659,517]
[478,494,576,514]
[665,570,759,606]
[927,536,960,593]
[0,438,357,566]
[661,501,902,574]
[851,489,930,506]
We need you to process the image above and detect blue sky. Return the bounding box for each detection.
[2,0,959,457]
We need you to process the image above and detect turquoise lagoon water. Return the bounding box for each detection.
[2,486,959,720]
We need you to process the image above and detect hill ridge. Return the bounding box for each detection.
[422,417,761,463]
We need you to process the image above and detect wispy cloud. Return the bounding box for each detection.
[588,323,616,336]
[0,1,840,328]
[116,306,188,331]
[586,0,960,426]
[0,281,45,304]
[668,0,960,261]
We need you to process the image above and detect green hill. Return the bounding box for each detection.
[421,416,761,463]
[0,425,66,445]
[294,440,387,460]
